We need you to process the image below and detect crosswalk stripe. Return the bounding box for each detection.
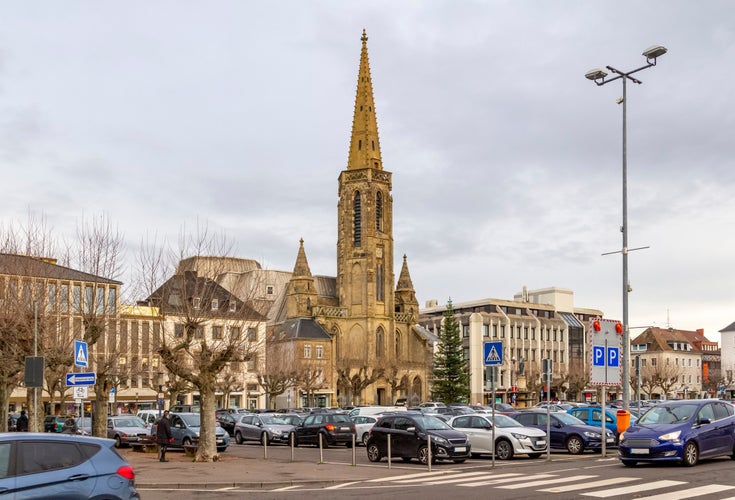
[394,471,489,484]
[539,477,638,493]
[425,473,520,485]
[496,475,597,489]
[582,480,686,498]
[367,471,459,482]
[637,484,735,500]
[462,474,557,487]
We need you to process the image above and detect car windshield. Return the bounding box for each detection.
[331,414,351,423]
[114,417,146,428]
[553,413,585,425]
[490,414,524,428]
[414,415,452,430]
[638,404,697,424]
[261,416,288,425]
[182,414,201,427]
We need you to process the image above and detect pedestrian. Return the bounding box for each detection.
[16,410,28,432]
[156,410,173,462]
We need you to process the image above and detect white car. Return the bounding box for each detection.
[448,413,547,460]
[351,415,379,445]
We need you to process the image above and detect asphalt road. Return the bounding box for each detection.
[137,442,735,499]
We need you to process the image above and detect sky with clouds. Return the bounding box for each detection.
[1,1,733,342]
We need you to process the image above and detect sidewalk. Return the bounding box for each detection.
[121,448,408,490]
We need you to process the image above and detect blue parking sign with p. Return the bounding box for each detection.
[593,346,605,366]
[608,347,619,367]
[593,345,619,367]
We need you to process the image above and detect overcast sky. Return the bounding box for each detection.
[1,1,733,342]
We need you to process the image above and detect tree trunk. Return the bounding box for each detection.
[92,376,111,438]
[195,380,218,462]
[0,383,9,432]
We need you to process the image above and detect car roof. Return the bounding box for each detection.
[0,432,114,446]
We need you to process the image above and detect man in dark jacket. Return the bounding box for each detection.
[156,410,173,462]
[16,410,28,432]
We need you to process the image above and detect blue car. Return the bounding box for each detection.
[567,406,636,438]
[618,399,735,467]
[0,432,139,499]
[509,410,616,454]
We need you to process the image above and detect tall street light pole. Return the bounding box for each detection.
[585,45,667,410]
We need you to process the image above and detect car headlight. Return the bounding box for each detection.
[619,431,625,441]
[658,430,681,441]
[584,432,601,438]
[431,435,449,446]
[511,433,529,440]
[194,431,200,437]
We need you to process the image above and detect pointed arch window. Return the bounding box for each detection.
[376,264,384,302]
[376,327,385,359]
[353,191,362,247]
[376,191,383,232]
[395,330,402,359]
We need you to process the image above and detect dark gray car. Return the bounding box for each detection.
[234,414,296,445]
[107,416,150,448]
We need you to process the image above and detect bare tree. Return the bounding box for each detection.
[215,372,244,409]
[296,362,326,408]
[259,333,297,409]
[336,362,383,406]
[137,224,267,462]
[380,361,407,405]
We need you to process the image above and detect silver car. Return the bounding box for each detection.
[449,413,547,460]
[234,414,296,445]
[351,415,379,446]
[107,416,150,448]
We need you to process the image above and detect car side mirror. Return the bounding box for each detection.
[698,418,711,425]
[406,426,416,432]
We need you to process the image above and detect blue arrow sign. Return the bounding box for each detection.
[66,372,96,386]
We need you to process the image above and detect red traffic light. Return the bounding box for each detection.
[593,320,601,332]
[615,323,623,334]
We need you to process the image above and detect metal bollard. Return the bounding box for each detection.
[387,433,392,469]
[263,433,268,460]
[290,433,295,462]
[352,434,356,466]
[319,433,324,464]
[427,434,432,472]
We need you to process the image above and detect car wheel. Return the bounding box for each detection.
[261,432,269,446]
[345,439,353,448]
[495,439,514,460]
[235,431,244,445]
[622,460,637,467]
[418,445,435,465]
[183,437,192,447]
[362,433,370,446]
[566,435,584,455]
[528,453,542,459]
[367,443,382,462]
[401,457,413,463]
[682,441,698,467]
[114,435,122,448]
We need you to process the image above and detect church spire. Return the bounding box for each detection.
[347,29,382,171]
[396,254,414,291]
[292,238,312,278]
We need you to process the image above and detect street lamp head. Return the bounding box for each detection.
[585,68,608,82]
[642,45,668,62]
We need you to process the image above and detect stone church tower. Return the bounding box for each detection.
[277,30,434,407]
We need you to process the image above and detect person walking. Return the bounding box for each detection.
[16,410,28,432]
[156,410,173,462]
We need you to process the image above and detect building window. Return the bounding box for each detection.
[376,327,385,358]
[229,301,237,312]
[193,297,201,309]
[524,327,528,340]
[247,328,257,342]
[492,325,498,338]
[266,286,274,295]
[107,287,117,314]
[304,345,312,358]
[316,345,323,359]
[60,283,69,313]
[211,299,219,311]
[553,328,557,341]
[395,331,402,358]
[84,285,93,314]
[376,191,383,232]
[47,283,57,312]
[95,287,105,315]
[230,326,241,339]
[195,326,204,339]
[651,358,657,366]
[247,354,258,371]
[559,330,564,342]
[463,325,470,338]
[376,264,384,302]
[531,327,535,340]
[353,191,362,247]
[516,326,521,339]
[500,325,505,338]
[212,326,223,339]
[483,324,489,337]
[463,347,469,361]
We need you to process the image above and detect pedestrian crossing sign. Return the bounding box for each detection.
[74,340,88,368]
[484,341,503,366]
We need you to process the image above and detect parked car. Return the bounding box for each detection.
[7,413,18,432]
[234,414,296,445]
[215,410,238,436]
[136,410,161,428]
[618,399,735,467]
[278,413,304,427]
[352,415,379,446]
[166,412,230,452]
[290,412,356,447]
[0,433,139,499]
[471,403,515,414]
[43,415,66,433]
[170,404,200,413]
[509,410,615,454]
[418,402,447,409]
[448,413,547,460]
[567,406,636,438]
[366,413,471,464]
[61,416,93,436]
[107,416,150,448]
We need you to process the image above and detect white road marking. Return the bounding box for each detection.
[582,480,686,497]
[424,472,519,485]
[496,475,597,489]
[271,485,303,491]
[539,477,638,493]
[637,484,735,500]
[366,470,459,482]
[462,474,557,487]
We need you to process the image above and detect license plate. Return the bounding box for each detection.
[631,448,649,455]
[607,438,615,443]
[537,440,546,446]
[216,439,224,444]
[454,446,467,453]
[339,426,349,431]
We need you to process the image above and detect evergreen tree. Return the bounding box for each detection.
[432,299,470,403]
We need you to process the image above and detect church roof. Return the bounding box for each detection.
[273,318,331,340]
[291,238,312,277]
[396,254,414,291]
[347,29,383,171]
